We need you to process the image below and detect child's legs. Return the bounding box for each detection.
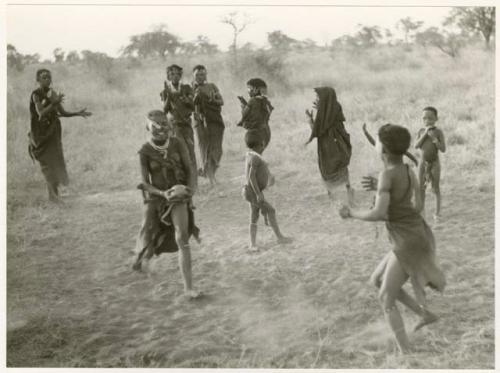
[170,202,193,291]
[135,202,160,264]
[431,161,441,216]
[417,161,426,209]
[264,201,285,239]
[249,204,260,246]
[370,252,422,316]
[379,252,411,352]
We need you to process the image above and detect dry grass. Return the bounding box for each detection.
[6,45,494,368]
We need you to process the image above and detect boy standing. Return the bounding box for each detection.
[242,131,292,251]
[237,78,273,151]
[415,107,446,220]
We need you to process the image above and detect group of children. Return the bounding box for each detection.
[27,65,447,354]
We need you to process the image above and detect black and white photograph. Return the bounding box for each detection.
[3,0,495,369]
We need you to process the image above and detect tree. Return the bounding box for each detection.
[415,27,465,58]
[220,11,254,70]
[53,48,65,62]
[122,24,181,58]
[445,7,495,49]
[396,17,424,44]
[193,35,219,54]
[267,30,297,50]
[66,50,80,64]
[7,44,24,71]
[355,25,383,47]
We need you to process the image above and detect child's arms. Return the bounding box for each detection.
[342,170,390,221]
[414,128,428,149]
[410,167,423,213]
[432,128,446,153]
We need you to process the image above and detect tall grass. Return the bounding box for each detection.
[7,45,494,205]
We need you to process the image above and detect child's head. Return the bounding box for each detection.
[193,65,207,84]
[166,64,183,83]
[146,110,173,142]
[422,106,438,127]
[377,124,411,158]
[36,69,52,88]
[246,78,267,97]
[245,130,265,152]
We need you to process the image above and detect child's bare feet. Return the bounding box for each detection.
[248,244,260,252]
[414,310,439,331]
[185,289,203,300]
[277,236,293,244]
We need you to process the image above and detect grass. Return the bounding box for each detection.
[6,44,494,368]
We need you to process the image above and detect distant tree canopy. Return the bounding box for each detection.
[396,17,424,44]
[122,24,181,58]
[53,48,65,63]
[267,30,297,50]
[179,35,219,55]
[415,27,465,58]
[445,7,495,49]
[7,44,40,71]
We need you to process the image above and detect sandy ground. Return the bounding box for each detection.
[6,156,494,368]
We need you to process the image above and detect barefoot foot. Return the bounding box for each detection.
[277,236,293,245]
[414,310,439,332]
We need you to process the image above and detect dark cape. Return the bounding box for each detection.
[307,87,352,183]
[28,87,69,187]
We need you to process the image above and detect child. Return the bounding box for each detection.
[242,130,292,251]
[237,78,274,151]
[339,124,446,354]
[28,68,92,202]
[414,107,446,221]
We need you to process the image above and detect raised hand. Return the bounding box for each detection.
[361,175,378,191]
[78,108,92,118]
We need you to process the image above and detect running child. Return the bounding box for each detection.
[339,124,446,354]
[242,130,292,251]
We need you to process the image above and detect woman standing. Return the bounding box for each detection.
[132,110,201,299]
[306,87,353,204]
[192,65,225,186]
[29,69,92,201]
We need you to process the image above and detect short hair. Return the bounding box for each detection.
[423,106,438,118]
[167,64,183,73]
[246,78,267,89]
[245,130,263,149]
[193,64,206,72]
[378,124,411,155]
[147,109,168,124]
[36,68,51,81]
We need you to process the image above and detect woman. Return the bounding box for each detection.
[29,69,92,201]
[305,87,353,204]
[192,65,225,186]
[340,124,445,353]
[132,110,201,299]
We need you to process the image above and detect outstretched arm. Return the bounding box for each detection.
[342,170,390,221]
[362,123,376,146]
[57,103,92,118]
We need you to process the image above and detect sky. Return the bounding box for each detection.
[6,4,457,59]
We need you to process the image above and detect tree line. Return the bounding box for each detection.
[7,7,495,72]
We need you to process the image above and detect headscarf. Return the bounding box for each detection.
[306,87,346,144]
